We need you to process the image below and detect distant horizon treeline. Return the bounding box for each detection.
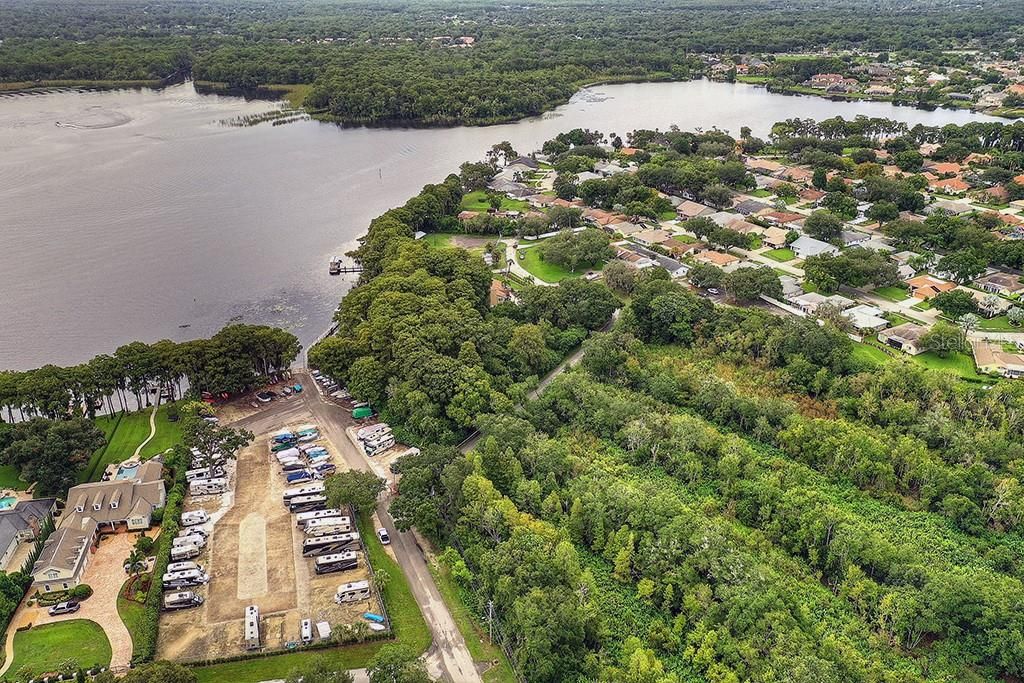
[0,324,300,423]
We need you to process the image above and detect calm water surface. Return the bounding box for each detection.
[0,79,1000,369]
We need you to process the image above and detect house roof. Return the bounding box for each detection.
[929,178,970,192]
[695,250,740,266]
[728,220,765,235]
[843,304,889,331]
[633,229,672,244]
[733,198,771,215]
[676,200,714,218]
[905,274,956,297]
[0,499,56,559]
[977,272,1024,292]
[762,226,790,243]
[791,235,838,257]
[799,188,826,201]
[882,322,927,344]
[32,525,93,577]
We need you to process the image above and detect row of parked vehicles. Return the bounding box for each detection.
[356,422,395,457]
[310,370,375,420]
[272,425,336,483]
[187,447,231,496]
[164,508,211,611]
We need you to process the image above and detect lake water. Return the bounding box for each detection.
[0,79,1000,369]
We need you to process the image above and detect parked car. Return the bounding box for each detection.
[376,528,391,545]
[48,601,80,616]
[255,391,274,403]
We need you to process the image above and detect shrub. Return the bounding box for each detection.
[68,584,93,600]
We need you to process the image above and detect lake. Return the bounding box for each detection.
[0,79,1000,369]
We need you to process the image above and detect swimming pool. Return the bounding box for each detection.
[0,497,16,511]
[115,462,140,480]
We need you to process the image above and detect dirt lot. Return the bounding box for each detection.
[157,416,378,662]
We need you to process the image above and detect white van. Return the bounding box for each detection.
[163,591,203,611]
[181,510,208,527]
[334,580,372,604]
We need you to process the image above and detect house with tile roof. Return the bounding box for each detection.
[0,499,57,572]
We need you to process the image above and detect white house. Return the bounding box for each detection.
[791,235,839,259]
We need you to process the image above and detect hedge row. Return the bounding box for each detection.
[132,450,188,664]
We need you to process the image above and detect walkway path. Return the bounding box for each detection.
[132,399,160,459]
[504,243,539,285]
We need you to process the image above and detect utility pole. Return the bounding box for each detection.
[486,599,495,644]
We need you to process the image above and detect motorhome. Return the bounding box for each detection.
[189,478,227,496]
[181,510,208,526]
[302,532,361,557]
[334,580,372,604]
[167,561,202,573]
[163,591,204,611]
[295,508,345,528]
[172,535,206,549]
[177,527,208,541]
[314,551,359,575]
[357,423,391,441]
[186,467,221,482]
[300,619,314,644]
[170,544,201,561]
[288,495,328,513]
[303,517,352,537]
[244,605,261,650]
[365,437,395,456]
[162,569,210,589]
[282,482,325,502]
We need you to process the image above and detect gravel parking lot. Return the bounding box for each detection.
[157,415,377,662]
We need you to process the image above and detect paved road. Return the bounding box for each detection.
[236,378,481,683]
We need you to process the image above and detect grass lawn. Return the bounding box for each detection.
[749,189,772,198]
[9,620,111,676]
[460,190,529,213]
[428,558,517,683]
[914,351,988,381]
[851,342,893,366]
[911,300,933,311]
[265,84,313,109]
[193,515,429,683]
[422,233,455,248]
[884,311,914,327]
[873,285,910,302]
[81,403,182,482]
[977,315,1017,331]
[0,465,27,490]
[118,576,149,659]
[518,247,599,283]
[674,234,697,244]
[800,280,821,294]
[658,209,678,221]
[762,247,796,262]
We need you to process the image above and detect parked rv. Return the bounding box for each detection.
[177,527,208,541]
[300,618,314,644]
[283,482,325,502]
[295,508,345,528]
[189,478,227,496]
[302,532,361,557]
[314,551,359,575]
[334,580,372,604]
[171,544,201,561]
[303,518,352,537]
[173,535,206,549]
[163,591,204,611]
[162,569,210,589]
[181,510,209,527]
[186,466,224,482]
[244,605,261,650]
[288,495,328,513]
[357,423,391,441]
[167,561,202,574]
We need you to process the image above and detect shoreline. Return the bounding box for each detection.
[4,73,1018,124]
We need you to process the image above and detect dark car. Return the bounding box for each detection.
[48,601,80,616]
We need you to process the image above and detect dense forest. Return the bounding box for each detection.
[2,0,1024,124]
[391,289,1024,682]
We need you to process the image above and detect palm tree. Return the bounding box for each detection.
[124,549,146,578]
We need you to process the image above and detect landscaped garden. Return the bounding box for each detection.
[8,620,111,677]
[118,574,150,659]
[81,402,183,482]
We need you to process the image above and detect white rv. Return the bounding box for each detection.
[244,605,261,650]
[334,580,372,604]
[170,544,201,561]
[314,551,359,575]
[303,517,352,537]
[163,591,203,611]
[189,478,227,496]
[295,508,345,528]
[282,482,325,503]
[181,510,209,527]
[162,569,210,589]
